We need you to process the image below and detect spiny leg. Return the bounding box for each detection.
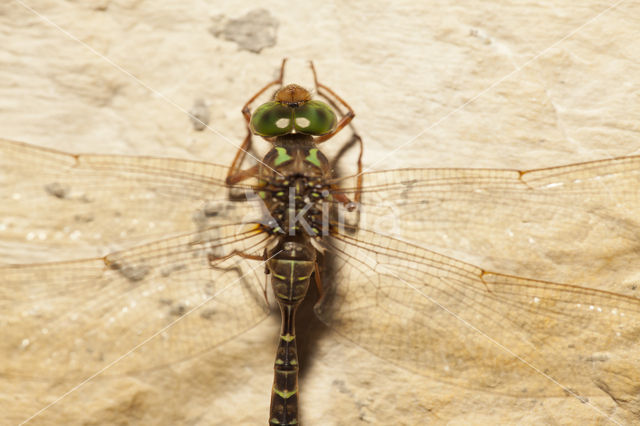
[309,61,357,144]
[329,133,364,205]
[225,129,255,185]
[262,246,271,305]
[309,61,364,205]
[207,249,268,306]
[226,58,288,185]
[313,256,324,301]
[315,80,364,204]
[242,58,287,123]
[208,249,265,265]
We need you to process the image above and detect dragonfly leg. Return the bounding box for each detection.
[327,133,364,212]
[262,247,271,305]
[309,61,364,205]
[309,61,357,144]
[242,58,287,123]
[329,132,364,205]
[225,128,254,185]
[207,249,265,266]
[226,58,287,185]
[226,163,259,186]
[313,259,324,301]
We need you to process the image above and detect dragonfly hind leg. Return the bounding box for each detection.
[208,248,273,305]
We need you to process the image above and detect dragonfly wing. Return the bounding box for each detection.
[316,228,640,404]
[335,158,640,286]
[1,223,271,381]
[0,139,258,263]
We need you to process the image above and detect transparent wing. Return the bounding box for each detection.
[0,139,257,263]
[335,157,640,284]
[1,223,271,381]
[316,228,640,403]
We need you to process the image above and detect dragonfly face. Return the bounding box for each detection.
[250,84,337,137]
[1,61,640,425]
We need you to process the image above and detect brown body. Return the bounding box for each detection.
[226,60,360,424]
[259,133,332,425]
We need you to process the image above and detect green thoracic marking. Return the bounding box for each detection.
[280,334,295,342]
[274,147,293,166]
[305,148,322,167]
[273,273,286,280]
[273,387,297,399]
[258,191,267,199]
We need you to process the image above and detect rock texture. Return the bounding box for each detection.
[1,1,639,425]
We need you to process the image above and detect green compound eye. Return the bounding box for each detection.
[250,102,294,137]
[293,100,337,136]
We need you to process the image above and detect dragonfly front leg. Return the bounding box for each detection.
[226,59,287,185]
[309,62,364,205]
[309,61,357,145]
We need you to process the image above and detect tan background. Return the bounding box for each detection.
[1,0,639,424]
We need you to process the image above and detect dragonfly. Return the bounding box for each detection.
[1,60,640,425]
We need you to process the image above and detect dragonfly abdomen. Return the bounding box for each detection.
[267,237,316,425]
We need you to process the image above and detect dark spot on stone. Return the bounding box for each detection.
[192,201,236,231]
[203,202,220,217]
[189,98,209,131]
[586,352,610,362]
[332,379,350,394]
[170,304,186,317]
[74,213,94,223]
[160,263,186,277]
[44,182,69,199]
[209,9,279,53]
[200,307,216,320]
[107,259,149,282]
[119,265,149,282]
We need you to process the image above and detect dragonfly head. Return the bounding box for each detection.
[250,84,337,138]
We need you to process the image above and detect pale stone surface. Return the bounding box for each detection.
[1,1,639,425]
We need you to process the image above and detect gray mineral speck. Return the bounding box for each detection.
[44,182,70,199]
[189,98,209,131]
[210,9,278,53]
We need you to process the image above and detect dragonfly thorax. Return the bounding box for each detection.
[257,174,333,238]
[256,134,334,238]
